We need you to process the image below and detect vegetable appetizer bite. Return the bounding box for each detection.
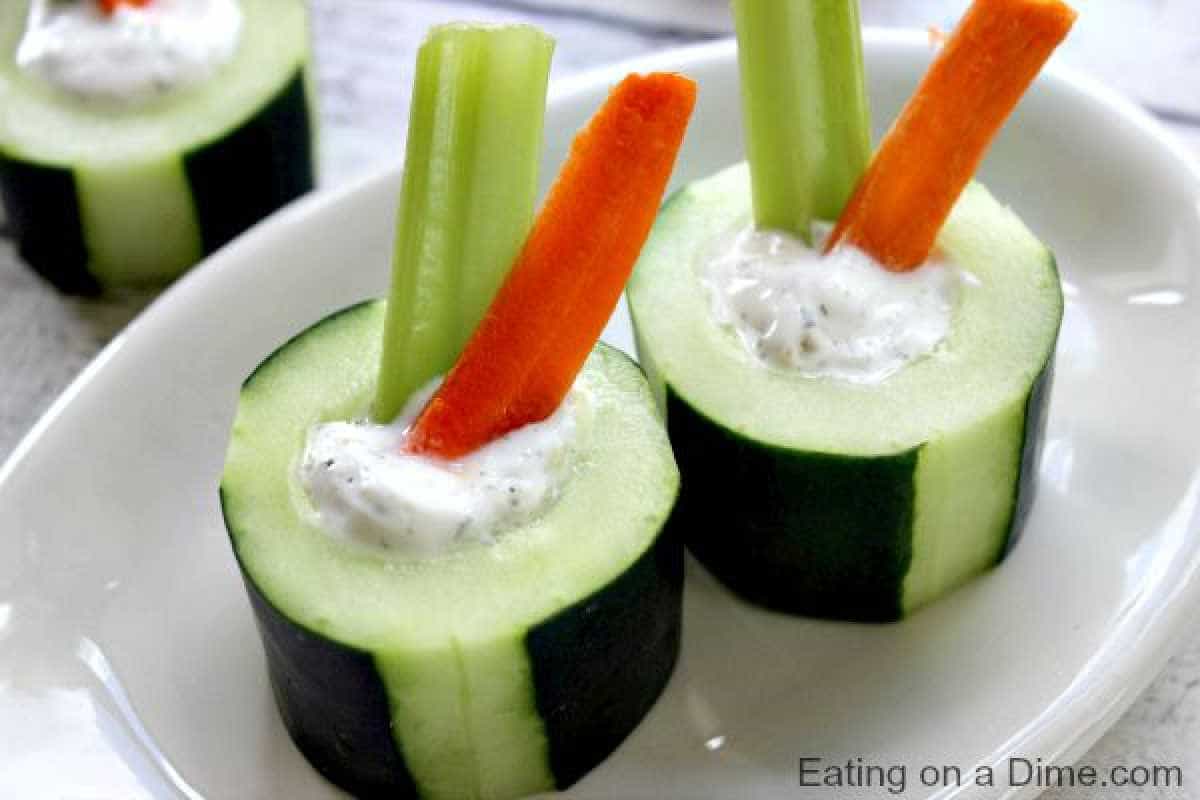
[629,0,1075,622]
[0,0,314,293]
[221,23,696,800]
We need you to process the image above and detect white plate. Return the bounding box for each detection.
[4,33,1200,800]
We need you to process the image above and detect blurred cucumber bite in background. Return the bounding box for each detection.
[0,0,314,293]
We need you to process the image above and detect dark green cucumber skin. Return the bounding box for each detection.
[228,512,421,799]
[663,354,1055,623]
[0,156,96,294]
[0,67,313,294]
[184,69,315,254]
[666,386,918,623]
[223,505,682,798]
[998,257,1060,559]
[1003,354,1056,557]
[526,515,683,788]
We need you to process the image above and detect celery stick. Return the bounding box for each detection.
[810,0,872,222]
[733,0,871,243]
[375,24,553,422]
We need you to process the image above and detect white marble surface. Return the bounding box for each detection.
[0,1,1197,797]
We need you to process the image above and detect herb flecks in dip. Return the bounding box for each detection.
[701,224,967,384]
[17,0,242,106]
[299,379,586,559]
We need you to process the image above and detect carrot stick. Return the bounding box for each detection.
[824,0,1076,271]
[406,73,697,460]
[99,0,152,13]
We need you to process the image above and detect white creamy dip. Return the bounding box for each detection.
[298,380,583,559]
[16,0,243,106]
[702,226,966,383]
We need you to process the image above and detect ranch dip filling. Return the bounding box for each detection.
[298,380,584,558]
[16,0,243,106]
[701,225,966,384]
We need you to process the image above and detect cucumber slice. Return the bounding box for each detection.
[0,0,314,292]
[221,301,682,799]
[628,164,1061,622]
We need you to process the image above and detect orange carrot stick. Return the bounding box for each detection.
[99,0,152,13]
[825,0,1076,271]
[406,73,697,459]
